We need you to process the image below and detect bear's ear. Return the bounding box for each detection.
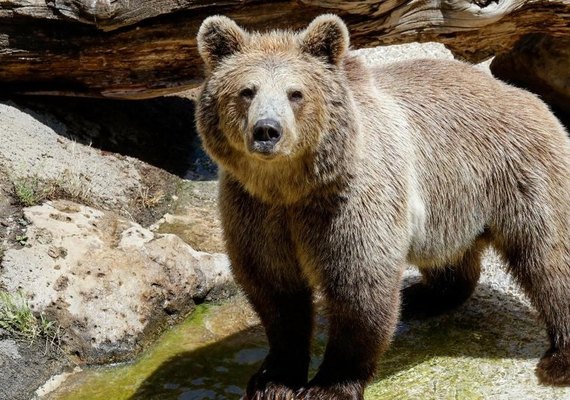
[300,14,349,66]
[197,15,247,71]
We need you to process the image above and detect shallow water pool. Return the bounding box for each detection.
[48,286,570,399]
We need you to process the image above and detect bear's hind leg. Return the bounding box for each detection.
[402,244,484,319]
[501,237,570,386]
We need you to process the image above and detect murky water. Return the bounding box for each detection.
[48,286,570,400]
[48,300,263,400]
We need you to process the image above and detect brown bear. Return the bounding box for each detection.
[195,14,570,399]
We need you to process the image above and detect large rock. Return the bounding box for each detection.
[0,200,234,364]
[153,180,225,254]
[0,94,228,399]
[0,101,143,211]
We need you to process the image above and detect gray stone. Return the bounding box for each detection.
[354,42,454,65]
[0,102,143,212]
[0,339,20,360]
[0,200,233,364]
[0,339,66,400]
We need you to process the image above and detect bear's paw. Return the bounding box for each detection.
[536,348,570,386]
[297,383,364,400]
[242,383,298,400]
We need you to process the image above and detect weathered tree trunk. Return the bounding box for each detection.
[1,0,569,98]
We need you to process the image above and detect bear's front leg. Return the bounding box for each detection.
[220,176,314,399]
[300,273,403,400]
[229,242,314,399]
[290,196,407,399]
[241,285,314,399]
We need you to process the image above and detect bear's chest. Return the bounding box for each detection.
[286,194,408,287]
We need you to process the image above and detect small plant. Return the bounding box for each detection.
[48,141,93,205]
[12,142,94,208]
[136,185,165,209]
[44,173,92,206]
[13,177,45,207]
[15,235,28,246]
[12,172,92,208]
[0,291,61,347]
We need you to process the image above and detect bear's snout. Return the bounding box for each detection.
[250,118,282,155]
[253,119,282,143]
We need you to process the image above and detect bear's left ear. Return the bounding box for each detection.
[197,15,248,71]
[300,14,349,66]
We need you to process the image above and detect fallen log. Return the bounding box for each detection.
[1,0,569,99]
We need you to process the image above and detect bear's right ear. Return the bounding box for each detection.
[197,16,247,71]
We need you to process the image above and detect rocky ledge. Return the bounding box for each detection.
[1,200,233,364]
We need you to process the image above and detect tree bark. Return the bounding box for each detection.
[1,0,569,99]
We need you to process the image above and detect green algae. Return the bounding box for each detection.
[366,319,504,400]
[49,301,265,400]
[366,307,569,399]
[48,296,570,400]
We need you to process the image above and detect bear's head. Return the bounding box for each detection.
[196,15,359,203]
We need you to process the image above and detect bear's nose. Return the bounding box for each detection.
[252,119,282,144]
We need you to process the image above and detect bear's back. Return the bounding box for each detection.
[371,58,566,147]
[362,58,570,265]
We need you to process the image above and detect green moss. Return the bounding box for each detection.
[50,300,570,400]
[366,319,512,399]
[51,303,265,400]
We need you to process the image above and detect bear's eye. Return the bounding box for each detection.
[239,88,255,100]
[289,90,303,102]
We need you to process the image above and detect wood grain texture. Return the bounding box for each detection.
[1,0,569,98]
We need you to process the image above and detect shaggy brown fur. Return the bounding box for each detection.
[196,14,570,399]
